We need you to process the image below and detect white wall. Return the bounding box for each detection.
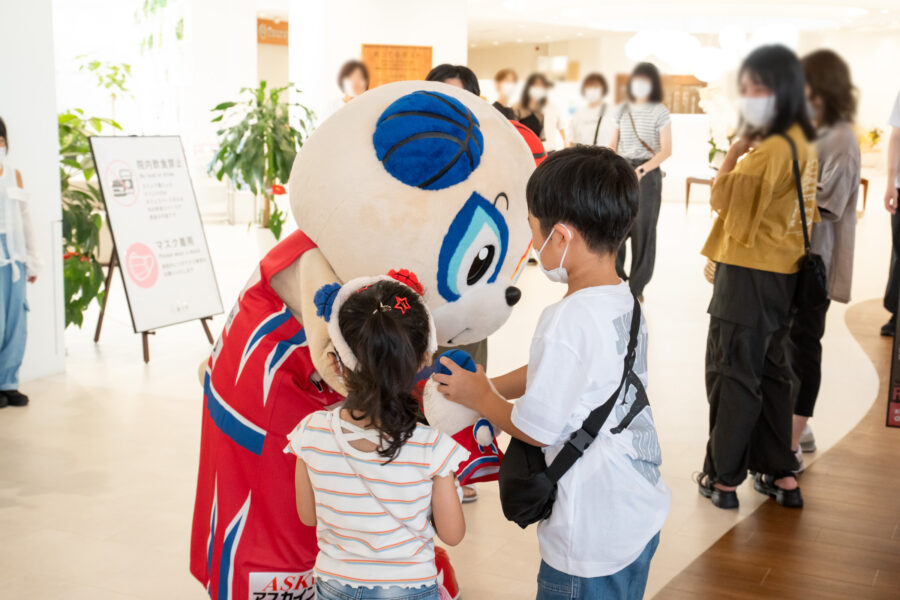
[0,0,65,380]
[258,43,290,90]
[288,0,468,120]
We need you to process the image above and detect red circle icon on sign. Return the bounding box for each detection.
[125,242,159,288]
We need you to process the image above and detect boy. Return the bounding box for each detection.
[434,146,670,599]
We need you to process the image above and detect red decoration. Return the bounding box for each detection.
[387,269,424,295]
[271,184,286,195]
[394,296,411,314]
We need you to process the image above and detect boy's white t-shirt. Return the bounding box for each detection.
[511,282,671,578]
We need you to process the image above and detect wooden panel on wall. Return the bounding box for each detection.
[361,44,433,88]
[614,74,707,114]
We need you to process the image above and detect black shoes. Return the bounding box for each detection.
[881,316,895,337]
[753,473,803,508]
[0,390,28,407]
[696,473,739,509]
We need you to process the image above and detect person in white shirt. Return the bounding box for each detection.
[881,89,900,336]
[436,146,670,600]
[568,73,614,148]
[325,60,370,119]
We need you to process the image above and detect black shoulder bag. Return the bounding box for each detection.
[499,295,642,528]
[779,134,828,311]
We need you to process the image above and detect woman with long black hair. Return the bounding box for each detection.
[697,45,817,510]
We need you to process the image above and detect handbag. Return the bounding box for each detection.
[498,295,642,528]
[779,134,828,310]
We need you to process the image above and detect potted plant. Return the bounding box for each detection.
[58,109,121,327]
[208,81,315,240]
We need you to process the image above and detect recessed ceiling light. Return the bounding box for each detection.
[516,38,523,42]
[577,31,584,36]
[493,40,500,45]
[881,9,889,14]
[845,7,867,17]
[471,43,478,47]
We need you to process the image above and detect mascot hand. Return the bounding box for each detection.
[424,350,502,444]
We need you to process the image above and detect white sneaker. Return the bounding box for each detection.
[799,424,817,453]
[793,447,805,474]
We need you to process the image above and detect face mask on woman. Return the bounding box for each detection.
[584,87,604,103]
[739,95,777,129]
[630,78,652,101]
[529,87,547,102]
[0,148,6,166]
[806,98,820,123]
[342,78,357,98]
[500,81,517,100]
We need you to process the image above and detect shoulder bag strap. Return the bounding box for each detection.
[545,295,641,482]
[627,107,656,155]
[592,105,606,146]
[778,133,811,253]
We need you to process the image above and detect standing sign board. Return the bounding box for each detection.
[89,136,223,343]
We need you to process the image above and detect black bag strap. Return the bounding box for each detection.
[592,105,606,146]
[627,107,655,155]
[778,133,811,253]
[545,295,641,482]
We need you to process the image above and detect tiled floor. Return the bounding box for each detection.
[0,174,890,599]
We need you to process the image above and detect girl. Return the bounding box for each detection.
[567,72,613,148]
[286,276,467,600]
[0,116,40,409]
[515,73,554,144]
[610,62,672,300]
[788,49,860,470]
[697,45,817,510]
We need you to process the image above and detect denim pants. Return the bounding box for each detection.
[0,234,26,391]
[536,533,660,600]
[315,579,439,600]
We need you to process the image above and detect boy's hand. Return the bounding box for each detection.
[432,357,493,411]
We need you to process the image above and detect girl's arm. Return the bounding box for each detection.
[490,364,527,399]
[431,473,465,546]
[294,459,317,527]
[637,123,673,173]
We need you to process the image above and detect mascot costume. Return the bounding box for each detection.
[189,81,534,600]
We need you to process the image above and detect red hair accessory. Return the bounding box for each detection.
[388,269,424,295]
[394,296,411,315]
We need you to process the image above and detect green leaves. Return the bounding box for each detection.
[207,82,316,226]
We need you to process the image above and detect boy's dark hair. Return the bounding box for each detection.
[0,116,7,149]
[526,146,639,255]
[627,62,663,103]
[425,64,480,96]
[581,72,608,96]
[337,60,369,91]
[339,280,430,462]
[802,49,856,126]
[740,44,816,141]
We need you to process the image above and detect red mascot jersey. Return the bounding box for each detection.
[190,231,344,600]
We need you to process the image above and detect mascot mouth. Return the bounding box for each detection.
[446,327,471,345]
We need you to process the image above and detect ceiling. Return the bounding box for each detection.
[466,0,900,45]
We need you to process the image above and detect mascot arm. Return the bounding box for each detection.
[270,247,347,396]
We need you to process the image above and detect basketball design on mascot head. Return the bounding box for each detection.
[190,81,534,600]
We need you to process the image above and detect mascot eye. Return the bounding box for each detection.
[437,192,509,302]
[467,245,496,285]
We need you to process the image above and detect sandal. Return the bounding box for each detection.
[695,472,738,509]
[753,473,803,508]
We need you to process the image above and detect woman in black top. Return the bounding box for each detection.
[514,73,551,140]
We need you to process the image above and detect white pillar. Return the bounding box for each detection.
[0,0,65,380]
[289,0,469,121]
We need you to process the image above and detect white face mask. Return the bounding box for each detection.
[342,78,357,98]
[529,87,547,102]
[535,224,571,284]
[630,78,652,101]
[740,95,777,129]
[584,87,604,103]
[0,148,6,166]
[500,81,517,100]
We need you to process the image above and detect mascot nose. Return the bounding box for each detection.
[505,286,522,307]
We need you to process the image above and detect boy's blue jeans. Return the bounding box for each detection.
[536,532,660,600]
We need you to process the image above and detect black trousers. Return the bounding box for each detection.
[884,199,900,315]
[786,300,830,418]
[703,264,799,486]
[616,164,662,297]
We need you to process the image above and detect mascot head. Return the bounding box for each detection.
[290,81,533,347]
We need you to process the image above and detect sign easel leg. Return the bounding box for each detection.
[94,252,118,343]
[142,331,155,363]
[201,317,214,344]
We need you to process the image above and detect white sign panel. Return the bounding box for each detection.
[90,136,223,333]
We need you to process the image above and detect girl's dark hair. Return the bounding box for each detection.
[801,49,857,126]
[0,116,7,149]
[425,64,480,96]
[339,280,431,463]
[581,72,608,96]
[337,60,369,91]
[627,62,663,103]
[520,72,551,108]
[740,44,816,141]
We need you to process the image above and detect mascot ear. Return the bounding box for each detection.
[313,282,342,322]
[388,269,425,295]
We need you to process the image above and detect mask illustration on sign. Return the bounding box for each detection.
[740,95,777,129]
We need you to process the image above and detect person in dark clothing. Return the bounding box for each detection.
[492,68,517,120]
